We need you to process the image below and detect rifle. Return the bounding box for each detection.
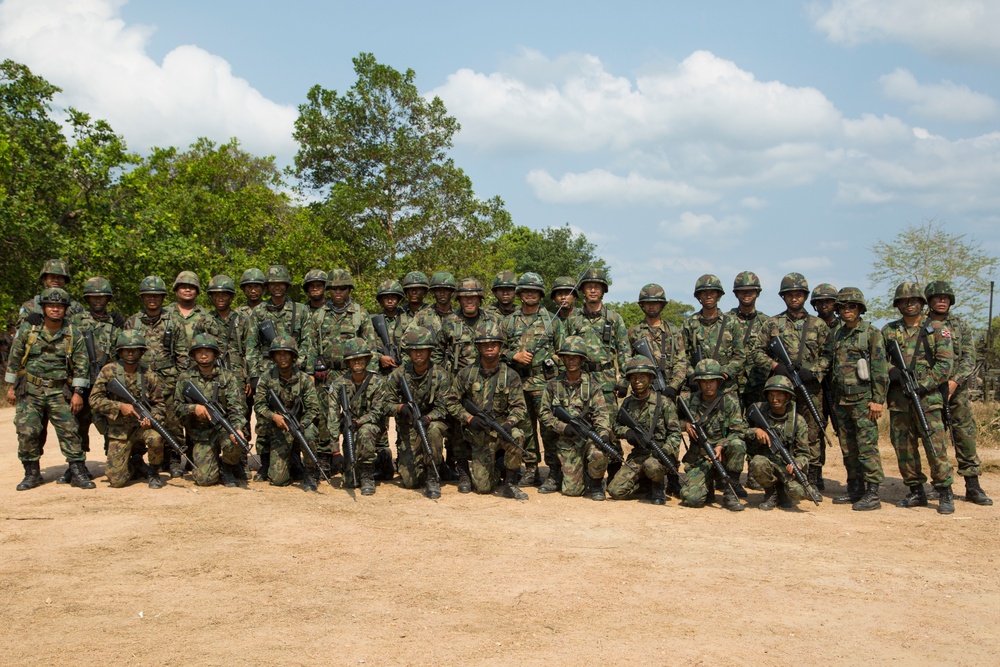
[266,388,335,489]
[675,395,739,498]
[766,336,830,449]
[257,319,277,347]
[107,377,194,471]
[338,384,358,482]
[180,380,252,455]
[462,398,529,457]
[940,383,959,450]
[399,375,440,482]
[616,407,682,479]
[886,339,934,443]
[633,337,668,394]
[746,403,820,505]
[551,405,625,464]
[82,329,100,384]
[691,342,705,365]
[371,315,400,365]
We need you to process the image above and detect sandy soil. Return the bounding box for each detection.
[1,406,999,667]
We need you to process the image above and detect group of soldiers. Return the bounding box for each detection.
[4,259,992,514]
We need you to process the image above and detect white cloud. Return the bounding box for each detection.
[659,211,749,240]
[778,256,833,271]
[880,68,999,122]
[526,169,717,207]
[0,0,297,159]
[740,196,768,209]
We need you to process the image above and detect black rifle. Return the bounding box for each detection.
[766,336,829,449]
[399,375,440,482]
[616,407,683,479]
[338,384,358,482]
[107,377,194,471]
[257,319,277,347]
[821,375,841,435]
[747,403,820,505]
[691,342,705,365]
[886,339,934,444]
[462,399,529,457]
[551,405,625,464]
[266,388,334,489]
[82,329,100,384]
[940,383,959,450]
[633,337,669,394]
[675,396,739,498]
[371,315,400,365]
[180,380,252,455]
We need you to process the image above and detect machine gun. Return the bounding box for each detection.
[399,375,440,483]
[616,407,682,478]
[632,337,669,394]
[180,380,252,455]
[462,399,529,457]
[766,336,830,449]
[371,315,400,366]
[551,405,625,465]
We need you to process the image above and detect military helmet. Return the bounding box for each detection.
[515,272,545,295]
[327,268,355,289]
[402,271,430,289]
[403,326,436,350]
[693,274,725,296]
[779,272,810,295]
[302,269,329,289]
[578,267,609,293]
[82,276,113,297]
[268,334,299,358]
[763,375,796,396]
[924,280,956,306]
[692,358,725,380]
[835,287,867,314]
[239,268,266,286]
[893,281,926,306]
[550,276,579,299]
[189,333,220,354]
[266,265,292,285]
[115,330,147,351]
[455,277,484,296]
[733,271,762,292]
[173,270,201,292]
[39,259,71,283]
[207,275,236,294]
[474,320,506,344]
[492,270,518,291]
[39,287,71,306]
[377,279,405,299]
[138,275,168,295]
[342,337,373,361]
[429,271,457,291]
[638,283,667,303]
[559,336,590,358]
[810,283,838,304]
[625,355,657,377]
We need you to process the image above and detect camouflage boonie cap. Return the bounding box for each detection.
[893,282,926,306]
[764,375,796,396]
[115,330,147,351]
[492,270,518,291]
[268,334,299,358]
[138,275,167,295]
[779,273,809,295]
[456,277,484,296]
[559,336,589,358]
[403,326,436,350]
[82,276,113,297]
[39,287,71,306]
[266,265,292,285]
[733,271,761,291]
[173,270,201,291]
[343,337,373,361]
[694,274,725,296]
[189,333,220,353]
[474,320,505,343]
[39,259,71,282]
[429,271,457,290]
[515,272,545,294]
[810,283,838,303]
[402,271,430,289]
[625,355,657,377]
[240,268,266,286]
[327,268,354,289]
[302,269,329,288]
[578,268,609,291]
[924,280,956,305]
[692,358,725,380]
[377,279,405,299]
[835,287,867,314]
[550,276,578,299]
[207,275,236,294]
[638,283,667,303]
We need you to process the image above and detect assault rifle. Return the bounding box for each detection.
[82,330,100,384]
[257,319,277,347]
[886,339,935,446]
[180,381,252,455]
[675,395,739,498]
[766,336,830,449]
[551,405,625,465]
[632,337,669,394]
[616,407,682,478]
[399,375,440,483]
[107,377,194,471]
[338,384,358,483]
[746,403,820,505]
[266,389,335,489]
[462,399,529,457]
[371,315,400,366]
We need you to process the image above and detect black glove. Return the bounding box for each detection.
[916,384,932,397]
[562,423,579,439]
[614,383,628,399]
[25,312,44,326]
[662,386,678,400]
[398,404,414,421]
[420,415,431,427]
[250,377,260,392]
[798,367,815,383]
[110,311,127,328]
[773,363,791,378]
[329,452,344,474]
[888,368,903,386]
[468,414,490,432]
[501,421,515,434]
[625,429,643,447]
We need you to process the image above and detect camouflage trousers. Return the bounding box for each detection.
[888,408,954,488]
[748,454,807,500]
[948,388,981,477]
[467,430,524,494]
[267,426,317,487]
[397,420,447,489]
[801,385,827,469]
[680,457,729,506]
[340,423,382,466]
[314,384,334,456]
[555,434,608,497]
[523,390,559,469]
[834,402,884,484]
[106,423,163,488]
[188,427,242,486]
[76,393,108,454]
[608,452,668,500]
[722,437,747,477]
[15,388,84,463]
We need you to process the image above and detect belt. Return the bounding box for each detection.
[25,373,66,389]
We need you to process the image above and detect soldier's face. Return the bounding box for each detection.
[348,357,369,374]
[766,390,791,413]
[629,373,652,396]
[581,282,603,303]
[43,303,66,322]
[554,289,576,310]
[175,285,198,303]
[141,294,164,312]
[432,288,453,305]
[640,302,664,319]
[518,289,542,307]
[928,294,951,315]
[405,287,427,305]
[192,348,217,367]
[42,274,66,289]
[379,294,401,312]
[494,287,515,306]
[119,348,144,364]
[211,292,233,311]
[563,354,584,373]
[697,290,722,309]
[305,282,326,302]
[476,340,502,362]
[268,282,287,299]
[895,297,924,317]
[782,290,808,311]
[734,289,759,308]
[837,303,861,324]
[697,378,721,399]
[458,294,481,316]
[242,284,264,301]
[85,295,110,313]
[813,298,836,319]
[271,350,295,370]
[408,348,431,366]
[328,285,351,306]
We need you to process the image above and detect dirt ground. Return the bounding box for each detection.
[1,405,999,667]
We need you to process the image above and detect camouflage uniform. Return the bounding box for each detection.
[196,276,257,389]
[409,271,458,337]
[628,284,688,395]
[72,277,122,455]
[747,393,810,505]
[728,271,770,409]
[564,269,630,406]
[483,270,518,320]
[163,271,209,345]
[398,271,431,332]
[550,276,580,324]
[682,276,745,394]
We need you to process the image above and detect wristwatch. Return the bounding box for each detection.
[73,387,86,396]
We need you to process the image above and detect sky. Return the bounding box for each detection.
[2,0,999,315]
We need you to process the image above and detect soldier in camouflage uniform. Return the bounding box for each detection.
[164,271,208,344]
[681,274,745,395]
[550,275,580,323]
[502,272,563,487]
[374,279,406,375]
[828,287,886,511]
[399,271,430,331]
[484,270,518,320]
[628,283,687,397]
[882,282,956,514]
[747,376,812,510]
[237,268,266,447]
[410,271,458,337]
[539,336,611,500]
[17,259,85,327]
[302,269,330,315]
[384,327,451,499]
[5,288,94,490]
[254,335,322,490]
[448,321,529,499]
[609,356,683,505]
[198,276,257,393]
[728,271,770,409]
[328,338,389,496]
[811,284,840,329]
[925,280,992,506]
[89,331,167,489]
[679,359,746,511]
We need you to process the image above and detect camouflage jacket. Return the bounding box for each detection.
[933,313,976,387]
[163,303,209,345]
[539,372,611,440]
[681,391,746,464]
[681,311,745,386]
[627,320,688,393]
[4,321,90,390]
[448,362,528,444]
[71,310,120,376]
[301,300,377,373]
[234,303,264,378]
[409,304,456,338]
[18,295,84,327]
[882,318,954,412]
[433,310,502,376]
[398,303,429,333]
[613,391,683,460]
[752,311,832,386]
[830,321,887,406]
[384,362,452,424]
[124,309,190,377]
[174,366,247,434]
[502,306,563,393]
[253,298,309,348]
[328,370,387,442]
[727,308,770,391]
[253,367,321,440]
[750,401,809,470]
[89,361,166,425]
[194,309,257,385]
[483,303,517,321]
[564,305,631,392]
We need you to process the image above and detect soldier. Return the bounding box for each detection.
[627,283,687,397]
[89,331,167,489]
[882,282,956,514]
[384,327,451,499]
[253,335,322,490]
[925,280,992,506]
[198,275,257,394]
[503,272,563,488]
[5,288,93,490]
[811,284,840,329]
[728,271,770,409]
[449,321,529,499]
[302,269,330,314]
[609,356,683,505]
[410,271,458,336]
[539,336,611,500]
[238,268,267,320]
[484,270,518,319]
[164,271,208,343]
[399,271,430,331]
[550,276,579,322]
[237,268,266,435]
[681,274,745,395]
[329,338,389,496]
[828,287,887,511]
[747,376,812,510]
[17,259,85,327]
[374,279,406,375]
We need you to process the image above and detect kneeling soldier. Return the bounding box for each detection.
[748,376,812,510]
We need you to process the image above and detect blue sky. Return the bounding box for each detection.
[2,0,999,316]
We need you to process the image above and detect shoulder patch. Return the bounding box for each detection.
[940,328,951,338]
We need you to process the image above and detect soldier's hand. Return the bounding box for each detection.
[887,368,903,386]
[773,363,791,378]
[501,421,515,433]
[6,386,16,405]
[786,463,796,477]
[614,383,628,399]
[948,380,958,398]
[754,428,770,446]
[624,429,643,447]
[69,392,83,414]
[915,384,932,397]
[230,429,245,445]
[110,311,127,328]
[245,383,253,397]
[867,402,883,422]
[513,350,533,365]
[684,422,697,440]
[398,404,414,421]
[714,445,723,460]
[798,367,815,383]
[330,453,344,474]
[120,402,139,420]
[380,355,397,369]
[662,386,678,400]
[139,417,151,429]
[420,415,431,427]
[194,404,212,421]
[25,312,44,326]
[272,414,288,431]
[467,414,490,432]
[352,419,361,430]
[562,423,579,439]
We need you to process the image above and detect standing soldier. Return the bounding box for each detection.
[747,376,812,510]
[237,268,266,440]
[728,272,770,409]
[882,282,956,514]
[484,270,518,320]
[811,284,840,329]
[550,276,579,323]
[239,268,267,315]
[165,271,208,343]
[829,287,887,511]
[18,259,84,327]
[302,270,330,315]
[503,272,562,488]
[925,280,992,506]
[5,288,93,490]
[411,271,458,336]
[374,279,406,375]
[399,271,430,331]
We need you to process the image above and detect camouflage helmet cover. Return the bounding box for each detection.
[268,334,299,358]
[39,287,71,306]
[326,268,355,289]
[189,333,220,353]
[207,275,236,294]
[456,277,484,296]
[625,355,657,377]
[474,320,506,343]
[550,276,578,299]
[779,272,809,295]
[342,337,373,361]
[403,326,436,350]
[138,275,168,295]
[638,283,667,303]
[835,287,867,314]
[515,272,545,295]
[492,270,518,291]
[893,281,926,306]
[810,283,838,304]
[239,268,266,286]
[692,358,725,380]
[402,271,430,289]
[429,271,457,291]
[924,280,956,306]
[733,271,762,291]
[559,335,590,358]
[115,330,147,351]
[173,270,201,291]
[694,274,725,296]
[763,374,796,396]
[578,267,609,292]
[266,265,292,285]
[82,276,113,297]
[302,269,329,288]
[39,259,71,282]
[377,279,405,299]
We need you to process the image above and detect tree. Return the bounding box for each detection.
[868,219,998,326]
[500,224,609,283]
[606,300,694,329]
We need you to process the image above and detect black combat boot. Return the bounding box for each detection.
[518,463,538,488]
[649,480,666,506]
[70,461,96,489]
[317,453,333,478]
[852,482,881,511]
[758,484,778,511]
[169,456,185,479]
[720,484,745,512]
[730,473,748,499]
[814,465,825,491]
[425,475,441,499]
[16,461,42,491]
[833,477,864,504]
[705,477,717,504]
[936,486,955,515]
[375,448,395,481]
[896,485,928,508]
[129,450,151,481]
[501,469,528,500]
[219,463,239,488]
[253,453,270,482]
[776,482,794,509]
[606,461,622,487]
[964,476,993,506]
[148,467,165,489]
[359,464,376,496]
[456,460,472,494]
[585,474,606,501]
[665,471,682,498]
[301,467,318,492]
[538,466,561,494]
[57,465,73,484]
